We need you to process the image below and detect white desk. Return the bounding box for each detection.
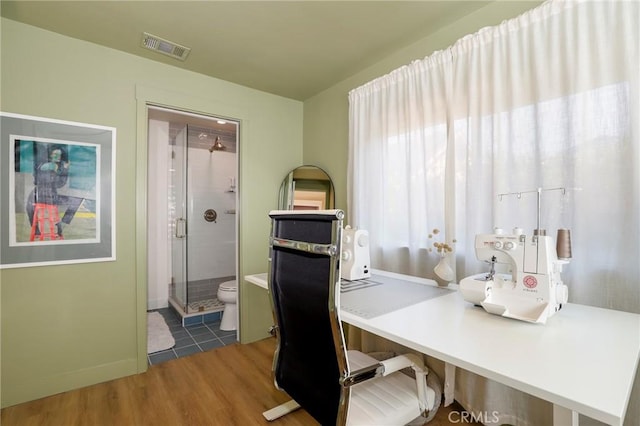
[245,270,640,426]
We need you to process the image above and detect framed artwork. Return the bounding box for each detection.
[1,112,116,268]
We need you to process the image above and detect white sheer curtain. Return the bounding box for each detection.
[348,52,453,279]
[348,1,639,424]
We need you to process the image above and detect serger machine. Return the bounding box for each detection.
[341,225,371,281]
[460,188,572,324]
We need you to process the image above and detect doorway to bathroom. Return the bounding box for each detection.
[146,105,239,334]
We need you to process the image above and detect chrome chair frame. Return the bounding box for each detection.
[264,209,434,425]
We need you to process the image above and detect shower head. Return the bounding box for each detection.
[209,136,226,152]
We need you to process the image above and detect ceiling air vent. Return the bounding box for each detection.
[141,32,191,61]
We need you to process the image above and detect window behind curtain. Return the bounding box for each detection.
[349,0,638,312]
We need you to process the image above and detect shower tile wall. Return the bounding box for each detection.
[170,124,237,153]
[148,114,239,312]
[165,121,238,286]
[187,147,236,282]
[189,276,235,302]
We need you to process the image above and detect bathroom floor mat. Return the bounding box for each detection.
[340,274,453,319]
[147,311,175,354]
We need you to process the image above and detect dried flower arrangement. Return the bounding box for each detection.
[428,228,456,256]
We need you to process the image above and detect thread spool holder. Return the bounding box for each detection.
[497,187,567,236]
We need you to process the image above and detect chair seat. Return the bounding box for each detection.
[346,350,426,425]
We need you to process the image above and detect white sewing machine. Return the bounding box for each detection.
[460,227,570,324]
[341,226,371,281]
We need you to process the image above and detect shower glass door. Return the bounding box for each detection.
[170,125,188,310]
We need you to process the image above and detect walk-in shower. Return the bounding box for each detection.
[147,106,238,324]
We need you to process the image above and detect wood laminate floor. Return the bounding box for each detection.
[1,337,474,425]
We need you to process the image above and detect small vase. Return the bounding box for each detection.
[433,255,454,284]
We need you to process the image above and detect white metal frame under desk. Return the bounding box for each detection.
[340,270,640,426]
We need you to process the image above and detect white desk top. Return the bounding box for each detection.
[245,270,640,425]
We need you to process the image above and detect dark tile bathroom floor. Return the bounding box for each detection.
[147,307,237,366]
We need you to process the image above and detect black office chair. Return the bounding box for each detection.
[264,210,437,425]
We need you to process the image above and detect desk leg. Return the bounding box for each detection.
[553,404,579,426]
[444,362,456,407]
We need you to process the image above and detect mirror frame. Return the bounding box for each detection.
[278,165,335,210]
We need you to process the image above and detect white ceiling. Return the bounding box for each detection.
[2,1,527,101]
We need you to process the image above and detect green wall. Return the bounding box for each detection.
[302,1,542,222]
[0,18,302,407]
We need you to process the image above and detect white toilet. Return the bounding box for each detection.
[217,280,238,331]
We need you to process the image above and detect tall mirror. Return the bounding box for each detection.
[278,165,335,210]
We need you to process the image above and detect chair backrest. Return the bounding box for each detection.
[268,209,349,425]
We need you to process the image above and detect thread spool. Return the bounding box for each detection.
[556,229,572,260]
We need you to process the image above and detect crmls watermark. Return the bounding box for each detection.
[448,410,500,424]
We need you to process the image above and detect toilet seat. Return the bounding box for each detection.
[219,280,237,291]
